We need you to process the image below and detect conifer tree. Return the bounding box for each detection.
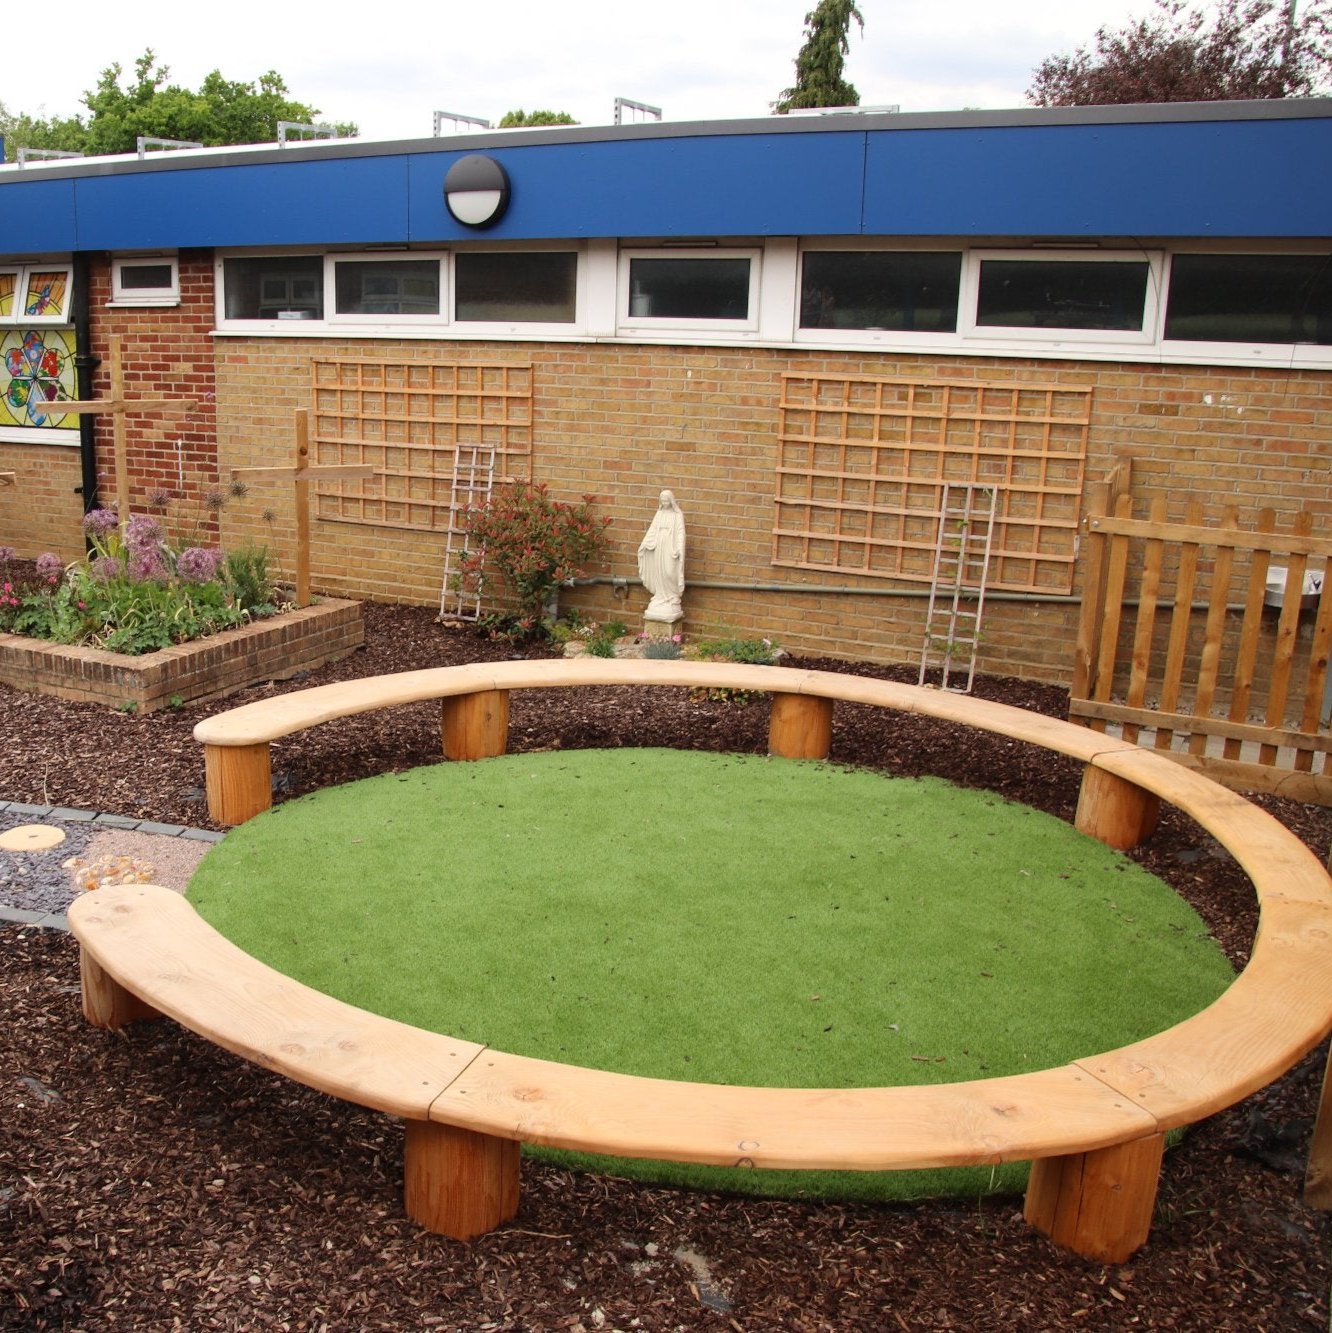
[774,0,866,113]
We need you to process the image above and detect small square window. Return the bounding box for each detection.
[111,258,179,305]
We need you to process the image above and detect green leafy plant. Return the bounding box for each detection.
[687,634,780,703]
[0,504,281,656]
[457,483,610,636]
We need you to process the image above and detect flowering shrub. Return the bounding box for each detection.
[0,506,281,655]
[458,483,610,634]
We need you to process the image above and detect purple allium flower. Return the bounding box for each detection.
[35,552,63,582]
[91,555,125,582]
[203,485,227,513]
[0,546,15,564]
[128,550,168,582]
[124,514,165,553]
[228,479,249,500]
[176,546,224,584]
[81,508,120,538]
[147,488,174,510]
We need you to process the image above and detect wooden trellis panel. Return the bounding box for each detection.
[772,374,1093,594]
[310,359,532,531]
[1071,491,1332,805]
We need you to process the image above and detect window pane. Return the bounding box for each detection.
[119,263,175,292]
[23,269,71,319]
[224,256,324,320]
[1165,254,1332,344]
[801,251,961,331]
[335,260,440,315]
[455,252,576,322]
[976,259,1149,332]
[628,257,750,320]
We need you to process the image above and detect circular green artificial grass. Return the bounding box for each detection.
[187,749,1234,1202]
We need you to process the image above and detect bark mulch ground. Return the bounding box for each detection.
[2,602,1330,1330]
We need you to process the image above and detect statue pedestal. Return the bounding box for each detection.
[642,616,683,640]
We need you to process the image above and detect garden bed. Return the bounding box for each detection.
[0,597,364,712]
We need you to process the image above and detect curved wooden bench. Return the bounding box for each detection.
[68,660,1332,1264]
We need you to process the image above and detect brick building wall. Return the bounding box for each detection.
[209,336,1330,684]
[86,251,221,542]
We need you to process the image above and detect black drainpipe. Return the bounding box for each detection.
[71,252,100,520]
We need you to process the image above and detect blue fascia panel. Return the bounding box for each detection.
[407,134,868,241]
[864,119,1332,237]
[0,177,79,254]
[69,155,411,250]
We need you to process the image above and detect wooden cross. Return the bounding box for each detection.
[58,335,198,518]
[231,408,376,607]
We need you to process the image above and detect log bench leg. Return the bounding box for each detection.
[1023,1133,1165,1264]
[1075,764,1161,851]
[205,741,273,825]
[768,693,833,760]
[1304,1040,1332,1208]
[79,950,161,1029]
[441,690,510,761]
[404,1121,520,1239]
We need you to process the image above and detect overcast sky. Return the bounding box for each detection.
[5,0,1154,142]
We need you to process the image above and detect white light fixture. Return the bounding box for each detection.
[444,154,511,229]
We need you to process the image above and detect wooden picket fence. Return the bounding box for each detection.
[1070,487,1332,806]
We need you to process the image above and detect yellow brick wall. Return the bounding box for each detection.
[0,441,85,563]
[214,339,1332,683]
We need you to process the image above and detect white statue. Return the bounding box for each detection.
[637,490,686,622]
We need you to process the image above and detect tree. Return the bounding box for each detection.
[3,51,356,161]
[1028,0,1332,106]
[774,0,865,113]
[498,109,578,127]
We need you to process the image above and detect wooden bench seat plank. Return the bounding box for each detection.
[1078,899,1332,1128]
[428,1051,1158,1170]
[1088,749,1332,907]
[69,886,485,1120]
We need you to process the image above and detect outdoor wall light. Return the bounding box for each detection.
[443,154,511,228]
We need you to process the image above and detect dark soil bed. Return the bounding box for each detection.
[2,602,1330,1330]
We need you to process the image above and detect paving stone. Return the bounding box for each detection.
[6,803,54,818]
[91,813,143,830]
[179,828,225,843]
[49,807,97,822]
[0,905,50,926]
[135,821,188,837]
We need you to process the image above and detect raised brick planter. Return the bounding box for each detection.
[0,598,364,713]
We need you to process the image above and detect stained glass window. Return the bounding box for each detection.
[0,328,79,432]
[23,269,71,320]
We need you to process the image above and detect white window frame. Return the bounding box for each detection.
[110,256,180,307]
[0,261,76,326]
[793,240,965,345]
[449,243,584,335]
[215,252,326,330]
[617,247,761,335]
[324,253,448,326]
[960,248,1164,346]
[1157,248,1332,367]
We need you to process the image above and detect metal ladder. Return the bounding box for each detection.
[438,442,497,622]
[918,483,998,693]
